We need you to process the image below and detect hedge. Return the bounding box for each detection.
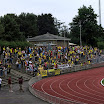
[0,40,32,49]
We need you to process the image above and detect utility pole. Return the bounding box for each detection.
[63,25,67,47]
[99,0,101,25]
[79,21,82,46]
[61,26,65,47]
[62,22,65,47]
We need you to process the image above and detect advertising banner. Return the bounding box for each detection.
[55,69,60,75]
[40,70,47,77]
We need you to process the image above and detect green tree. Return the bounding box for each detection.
[0,14,23,41]
[37,13,58,35]
[0,20,4,39]
[69,5,102,46]
[18,13,38,38]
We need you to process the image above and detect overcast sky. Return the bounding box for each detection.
[0,0,104,27]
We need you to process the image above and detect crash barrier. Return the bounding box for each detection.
[39,56,104,77]
[39,63,101,78]
[29,56,104,104]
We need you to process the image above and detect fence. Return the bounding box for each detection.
[29,56,104,104]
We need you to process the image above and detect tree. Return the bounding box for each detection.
[0,12,69,42]
[0,20,4,39]
[37,13,58,35]
[18,13,38,38]
[0,14,24,41]
[69,5,103,46]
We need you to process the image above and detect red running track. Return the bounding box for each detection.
[32,67,104,104]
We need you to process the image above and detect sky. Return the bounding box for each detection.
[0,0,104,27]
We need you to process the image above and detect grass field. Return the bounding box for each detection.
[102,79,104,84]
[101,78,104,86]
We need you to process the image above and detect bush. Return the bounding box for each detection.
[97,42,104,49]
[0,40,32,49]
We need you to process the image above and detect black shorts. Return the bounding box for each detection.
[0,84,1,88]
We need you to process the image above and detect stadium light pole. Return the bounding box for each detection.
[99,0,101,25]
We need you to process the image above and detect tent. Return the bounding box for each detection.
[69,42,77,46]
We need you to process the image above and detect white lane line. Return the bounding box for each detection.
[84,77,104,95]
[50,77,83,104]
[66,77,103,104]
[76,76,104,100]
[93,77,104,91]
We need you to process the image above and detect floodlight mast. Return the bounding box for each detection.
[99,0,101,25]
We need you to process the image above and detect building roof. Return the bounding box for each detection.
[27,32,71,42]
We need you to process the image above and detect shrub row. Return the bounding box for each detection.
[0,40,32,49]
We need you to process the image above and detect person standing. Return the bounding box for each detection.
[8,76,13,92]
[18,76,24,92]
[0,77,2,90]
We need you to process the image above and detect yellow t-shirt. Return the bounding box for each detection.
[18,51,22,56]
[68,60,71,62]
[30,54,33,58]
[81,63,83,66]
[3,48,5,51]
[15,49,17,53]
[44,55,46,59]
[10,49,12,53]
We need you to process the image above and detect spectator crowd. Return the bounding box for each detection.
[0,45,102,77]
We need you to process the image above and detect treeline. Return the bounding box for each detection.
[0,13,69,49]
[0,5,104,49]
[0,13,67,41]
[69,5,104,48]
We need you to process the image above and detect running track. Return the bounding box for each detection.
[32,67,104,104]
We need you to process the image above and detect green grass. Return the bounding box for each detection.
[102,79,104,85]
[101,79,104,86]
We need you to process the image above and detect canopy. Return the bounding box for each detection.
[69,42,77,46]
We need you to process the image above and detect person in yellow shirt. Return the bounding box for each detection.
[0,60,2,65]
[44,55,46,60]
[52,59,54,64]
[40,53,42,57]
[10,48,13,56]
[88,61,91,64]
[39,57,41,64]
[54,56,56,59]
[15,48,17,53]
[80,62,83,66]
[18,51,22,58]
[14,48,17,57]
[30,53,33,60]
[71,61,74,67]
[3,46,5,52]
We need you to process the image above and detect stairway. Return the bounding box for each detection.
[1,69,32,86]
